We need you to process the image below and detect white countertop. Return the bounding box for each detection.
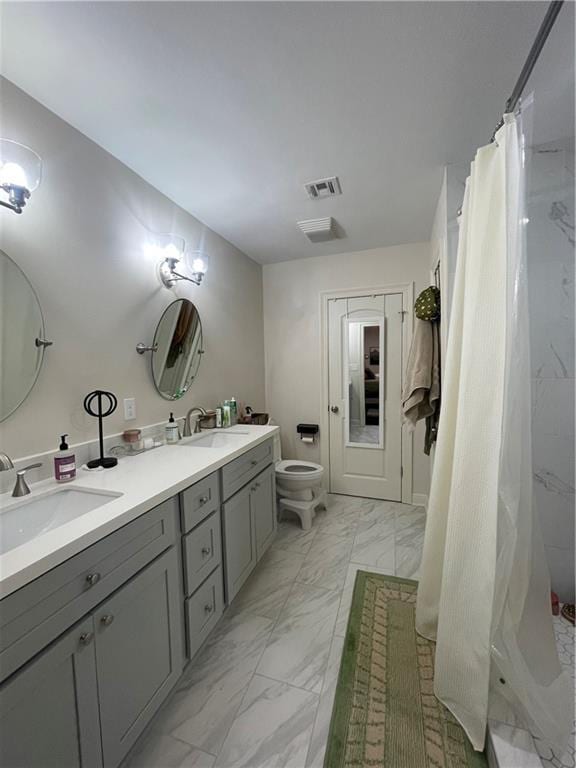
[0,425,279,599]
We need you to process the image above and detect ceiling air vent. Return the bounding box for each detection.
[304,176,342,200]
[297,217,337,243]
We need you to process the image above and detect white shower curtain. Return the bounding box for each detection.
[415,110,571,752]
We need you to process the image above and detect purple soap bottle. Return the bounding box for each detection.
[54,434,76,483]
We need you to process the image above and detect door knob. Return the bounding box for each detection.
[330,406,339,413]
[100,614,114,627]
[79,632,94,646]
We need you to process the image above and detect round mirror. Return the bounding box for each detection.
[0,250,47,422]
[151,298,203,400]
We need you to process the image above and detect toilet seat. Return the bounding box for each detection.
[275,459,323,482]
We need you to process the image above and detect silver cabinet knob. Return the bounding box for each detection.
[100,614,114,627]
[199,496,208,506]
[201,547,211,556]
[86,572,101,587]
[204,603,214,614]
[330,406,339,413]
[79,632,93,646]
[251,460,258,466]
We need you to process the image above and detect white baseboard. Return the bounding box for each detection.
[412,493,428,508]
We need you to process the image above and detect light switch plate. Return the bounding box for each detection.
[124,397,136,420]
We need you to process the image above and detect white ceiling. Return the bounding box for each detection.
[0,1,552,263]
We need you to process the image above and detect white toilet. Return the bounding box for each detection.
[273,433,326,530]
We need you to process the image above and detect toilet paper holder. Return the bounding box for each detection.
[297,423,319,443]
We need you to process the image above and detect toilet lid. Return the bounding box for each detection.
[276,459,323,474]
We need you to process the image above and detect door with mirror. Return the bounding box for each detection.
[328,293,403,500]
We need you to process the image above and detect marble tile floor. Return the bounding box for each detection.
[488,609,575,768]
[121,493,425,768]
[534,611,575,768]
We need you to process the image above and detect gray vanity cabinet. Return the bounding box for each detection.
[0,616,103,768]
[222,450,277,603]
[0,499,184,768]
[94,546,183,767]
[222,482,256,602]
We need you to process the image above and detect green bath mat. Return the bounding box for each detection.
[324,571,487,768]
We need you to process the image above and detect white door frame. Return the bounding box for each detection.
[319,283,414,504]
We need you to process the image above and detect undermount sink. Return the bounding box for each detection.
[179,430,250,449]
[0,487,123,555]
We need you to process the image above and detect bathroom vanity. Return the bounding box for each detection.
[0,426,278,768]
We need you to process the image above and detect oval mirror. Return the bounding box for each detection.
[0,250,47,422]
[151,298,203,400]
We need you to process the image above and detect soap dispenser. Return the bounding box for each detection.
[165,412,180,444]
[54,434,76,483]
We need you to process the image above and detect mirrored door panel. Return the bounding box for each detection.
[346,320,384,447]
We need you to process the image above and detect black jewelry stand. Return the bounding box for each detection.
[83,390,118,469]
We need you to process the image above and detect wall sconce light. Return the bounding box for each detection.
[0,139,42,214]
[159,247,209,289]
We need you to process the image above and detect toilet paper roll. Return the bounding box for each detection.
[301,436,314,444]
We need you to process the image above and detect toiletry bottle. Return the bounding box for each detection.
[230,397,238,426]
[165,412,180,444]
[54,434,76,483]
[215,406,223,428]
[222,403,231,428]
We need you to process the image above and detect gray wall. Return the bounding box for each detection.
[0,78,265,459]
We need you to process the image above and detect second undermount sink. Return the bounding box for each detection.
[179,430,250,449]
[0,487,123,555]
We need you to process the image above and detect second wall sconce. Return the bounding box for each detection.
[159,248,209,289]
[145,233,209,289]
[0,138,42,214]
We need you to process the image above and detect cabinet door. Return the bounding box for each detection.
[0,617,102,768]
[94,547,184,768]
[251,464,277,560]
[222,483,256,603]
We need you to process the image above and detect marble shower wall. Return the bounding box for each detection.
[528,140,575,602]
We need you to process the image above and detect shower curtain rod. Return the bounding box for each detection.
[490,0,564,141]
[455,0,564,217]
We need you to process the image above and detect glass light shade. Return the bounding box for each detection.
[0,139,42,192]
[144,233,185,262]
[188,250,210,277]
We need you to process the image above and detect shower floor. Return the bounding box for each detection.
[535,611,575,768]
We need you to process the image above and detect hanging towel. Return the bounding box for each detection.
[402,318,440,453]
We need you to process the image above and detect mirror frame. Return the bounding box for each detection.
[0,250,47,423]
[150,298,203,401]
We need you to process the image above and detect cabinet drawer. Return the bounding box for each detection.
[185,567,224,659]
[182,511,222,596]
[221,439,273,501]
[0,497,179,682]
[180,472,220,533]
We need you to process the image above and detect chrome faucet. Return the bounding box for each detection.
[0,453,43,497]
[0,453,14,472]
[183,407,207,437]
[12,463,43,497]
